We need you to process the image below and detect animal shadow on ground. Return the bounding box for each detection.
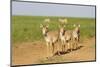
[72,46,83,51]
[54,45,84,56]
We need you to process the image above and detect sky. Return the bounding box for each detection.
[12,1,95,18]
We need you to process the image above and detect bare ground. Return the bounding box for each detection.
[12,37,95,66]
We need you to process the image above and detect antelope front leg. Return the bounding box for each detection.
[63,40,66,52]
[61,41,63,52]
[49,42,54,57]
[67,42,70,51]
[69,39,73,52]
[52,43,55,56]
[46,42,49,58]
[70,41,73,51]
[76,37,79,49]
[73,39,76,50]
[56,44,61,56]
[76,40,78,49]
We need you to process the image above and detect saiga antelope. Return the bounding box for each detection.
[44,18,50,23]
[72,24,80,49]
[40,24,59,58]
[59,25,72,52]
[58,18,68,25]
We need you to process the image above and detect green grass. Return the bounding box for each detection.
[12,16,95,43]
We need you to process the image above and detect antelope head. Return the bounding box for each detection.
[40,24,49,36]
[59,25,66,36]
[73,24,80,33]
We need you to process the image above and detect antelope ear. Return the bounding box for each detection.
[78,24,80,27]
[73,24,76,27]
[46,24,49,28]
[40,24,43,28]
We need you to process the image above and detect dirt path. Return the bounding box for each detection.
[12,37,95,66]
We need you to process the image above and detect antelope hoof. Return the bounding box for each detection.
[57,51,61,56]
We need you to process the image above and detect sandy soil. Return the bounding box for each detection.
[12,37,96,66]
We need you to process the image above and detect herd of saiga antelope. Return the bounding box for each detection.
[40,18,80,59]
